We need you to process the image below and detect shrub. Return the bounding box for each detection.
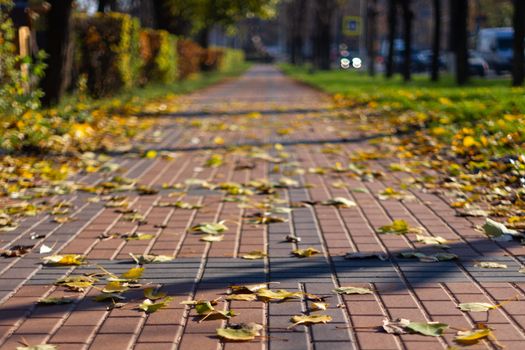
[74,12,141,97]
[200,48,224,72]
[219,48,245,72]
[177,39,203,79]
[139,29,178,85]
[0,1,45,120]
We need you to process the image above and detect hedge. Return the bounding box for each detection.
[177,39,204,80]
[139,29,178,85]
[74,12,142,97]
[200,48,224,72]
[71,13,243,97]
[220,49,245,72]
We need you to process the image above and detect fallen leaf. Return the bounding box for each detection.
[119,267,144,281]
[277,177,299,187]
[122,213,147,224]
[344,252,387,260]
[55,275,97,292]
[230,283,270,294]
[192,300,236,321]
[256,288,304,302]
[378,220,423,235]
[475,262,508,269]
[52,216,76,224]
[482,218,523,241]
[144,287,167,300]
[130,253,174,264]
[216,323,263,341]
[292,247,320,258]
[455,328,493,345]
[205,154,224,167]
[426,252,458,262]
[192,299,215,313]
[16,345,58,350]
[226,294,258,301]
[180,298,214,306]
[200,234,224,242]
[93,293,126,302]
[102,281,129,293]
[331,180,348,189]
[37,297,75,305]
[144,150,158,159]
[42,254,85,266]
[270,207,293,214]
[458,208,489,217]
[138,297,173,313]
[382,318,410,334]
[122,232,155,241]
[311,302,328,311]
[191,221,228,234]
[289,314,332,328]
[415,234,449,246]
[398,252,427,260]
[136,185,159,195]
[398,251,458,262]
[0,245,33,257]
[378,187,415,201]
[405,321,448,337]
[285,235,301,243]
[321,197,356,208]
[248,213,287,225]
[242,251,267,260]
[333,286,373,295]
[458,302,497,312]
[156,201,202,210]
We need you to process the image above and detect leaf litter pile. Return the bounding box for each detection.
[3,83,525,348]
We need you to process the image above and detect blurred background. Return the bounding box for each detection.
[4,0,525,109]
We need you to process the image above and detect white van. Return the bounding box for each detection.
[476,27,514,74]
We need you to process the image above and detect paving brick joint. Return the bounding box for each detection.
[1,65,524,349]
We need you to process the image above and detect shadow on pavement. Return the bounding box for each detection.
[0,237,522,322]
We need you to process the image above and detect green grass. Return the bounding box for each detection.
[280,64,513,93]
[281,64,524,121]
[281,64,525,157]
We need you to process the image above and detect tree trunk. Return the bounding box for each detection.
[386,0,397,78]
[451,0,469,85]
[367,0,378,76]
[41,0,74,106]
[400,0,413,82]
[512,0,525,86]
[97,0,108,12]
[152,1,192,35]
[312,0,335,70]
[431,0,441,81]
[290,0,306,65]
[97,0,116,12]
[197,26,210,48]
[133,0,156,28]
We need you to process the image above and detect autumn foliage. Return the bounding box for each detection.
[74,13,142,97]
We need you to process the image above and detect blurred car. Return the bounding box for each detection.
[469,51,490,77]
[476,27,513,74]
[415,50,447,71]
[378,39,430,73]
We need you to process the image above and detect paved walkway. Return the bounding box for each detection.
[1,65,525,350]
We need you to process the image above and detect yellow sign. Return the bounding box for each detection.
[343,16,361,36]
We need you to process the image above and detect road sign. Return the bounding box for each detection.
[343,16,361,37]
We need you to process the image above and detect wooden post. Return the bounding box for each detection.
[18,26,31,92]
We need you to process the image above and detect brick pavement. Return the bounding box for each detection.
[1,65,525,349]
